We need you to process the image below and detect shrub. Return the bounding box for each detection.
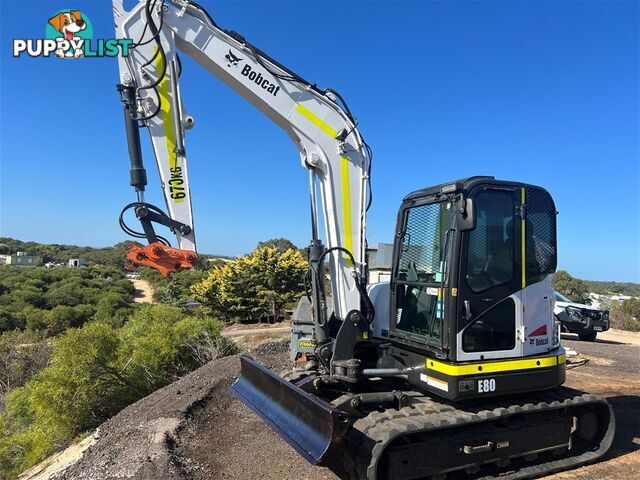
[118,304,227,391]
[0,305,231,477]
[0,267,134,335]
[0,330,50,402]
[610,299,640,332]
[192,246,306,322]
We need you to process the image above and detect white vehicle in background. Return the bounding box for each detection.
[554,291,610,341]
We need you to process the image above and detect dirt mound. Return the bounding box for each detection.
[54,341,301,480]
[173,342,335,480]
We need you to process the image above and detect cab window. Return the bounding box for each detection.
[465,190,515,293]
[462,298,516,352]
[394,200,454,345]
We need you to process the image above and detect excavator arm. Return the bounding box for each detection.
[112,0,371,321]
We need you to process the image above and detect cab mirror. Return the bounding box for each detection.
[456,198,476,231]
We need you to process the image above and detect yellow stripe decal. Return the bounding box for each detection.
[558,353,566,365]
[296,103,353,263]
[156,51,183,203]
[426,354,562,376]
[295,104,337,138]
[340,156,353,266]
[521,187,526,287]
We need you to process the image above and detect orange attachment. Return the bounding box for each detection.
[125,242,197,278]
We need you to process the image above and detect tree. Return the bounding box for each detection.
[192,246,307,322]
[257,238,298,253]
[153,270,208,306]
[552,271,591,304]
[191,266,225,314]
[157,280,184,306]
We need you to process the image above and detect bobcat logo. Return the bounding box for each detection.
[225,49,242,67]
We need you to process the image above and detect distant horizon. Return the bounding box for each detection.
[2,235,638,286]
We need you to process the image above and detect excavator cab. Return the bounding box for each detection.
[385,176,565,400]
[232,177,614,478]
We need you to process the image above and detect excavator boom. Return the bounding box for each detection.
[112,0,370,322]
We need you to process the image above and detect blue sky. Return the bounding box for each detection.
[0,1,638,282]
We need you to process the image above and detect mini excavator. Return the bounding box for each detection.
[112,1,615,478]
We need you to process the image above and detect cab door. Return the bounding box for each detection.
[455,187,524,361]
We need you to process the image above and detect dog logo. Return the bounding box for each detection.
[48,11,87,58]
[225,49,242,67]
[13,10,132,59]
[46,10,91,58]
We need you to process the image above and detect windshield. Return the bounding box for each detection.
[394,200,454,346]
[555,292,571,302]
[397,200,454,284]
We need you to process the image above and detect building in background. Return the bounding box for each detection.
[367,242,393,283]
[0,251,43,267]
[68,258,86,268]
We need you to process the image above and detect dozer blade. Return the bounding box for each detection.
[230,355,349,466]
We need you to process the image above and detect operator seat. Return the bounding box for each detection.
[487,219,514,284]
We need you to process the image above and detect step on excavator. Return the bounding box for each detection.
[111,1,615,478]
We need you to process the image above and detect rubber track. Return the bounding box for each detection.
[342,386,615,480]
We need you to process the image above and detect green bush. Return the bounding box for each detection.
[0,330,50,403]
[118,304,231,391]
[0,267,134,336]
[138,268,208,306]
[0,305,232,478]
[610,299,640,332]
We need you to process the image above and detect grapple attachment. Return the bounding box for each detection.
[125,242,197,277]
[230,355,349,466]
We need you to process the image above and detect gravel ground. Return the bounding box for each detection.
[51,336,639,480]
[52,353,243,480]
[174,341,336,480]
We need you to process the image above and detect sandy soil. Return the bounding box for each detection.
[49,343,294,480]
[130,279,154,303]
[19,434,97,480]
[593,327,640,346]
[223,321,290,332]
[221,326,290,338]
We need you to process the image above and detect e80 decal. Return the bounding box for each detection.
[478,378,496,393]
